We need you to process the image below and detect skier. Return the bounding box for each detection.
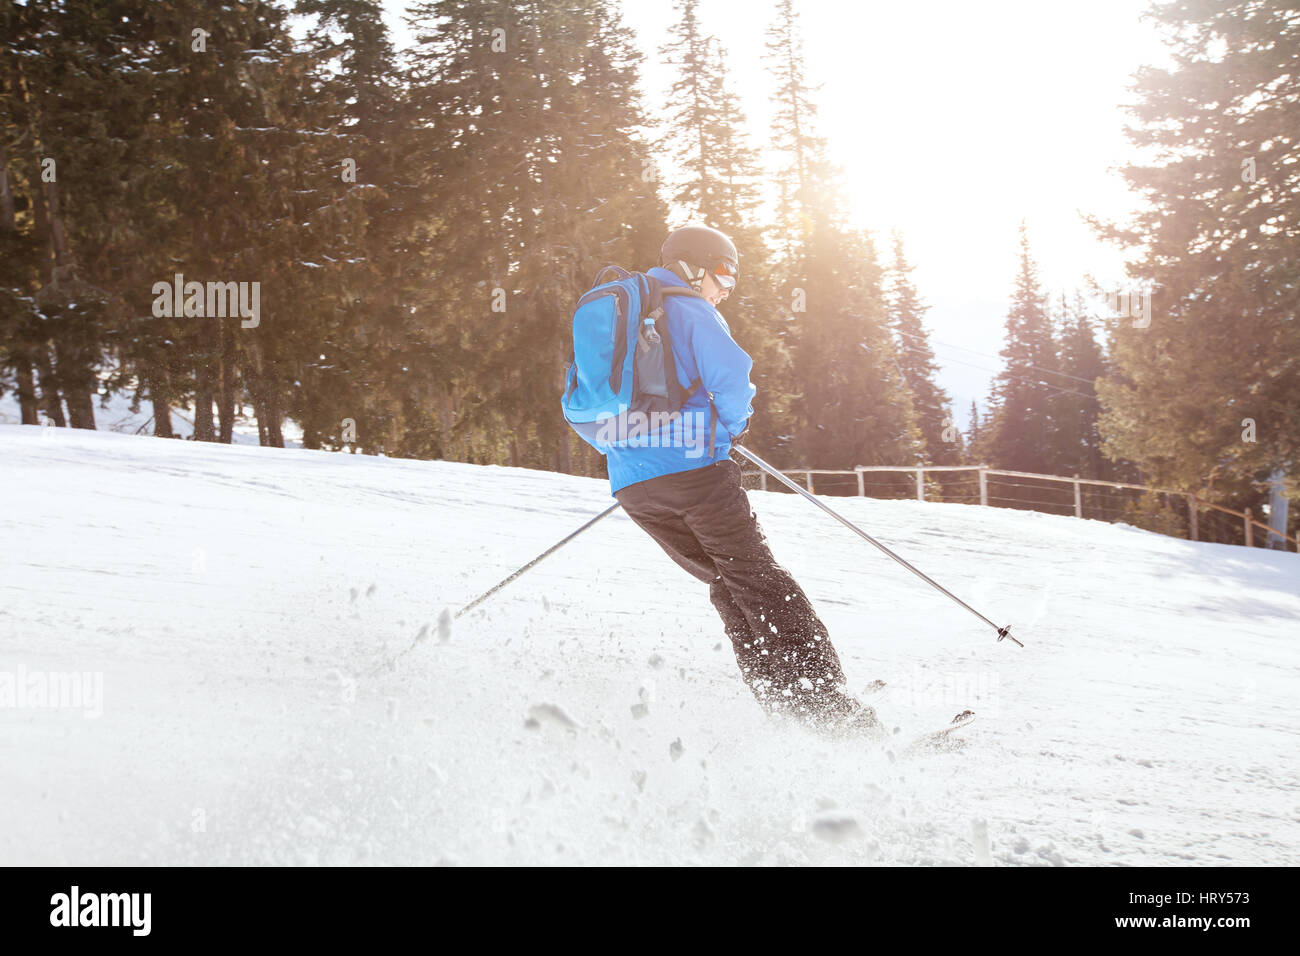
[607,225,879,736]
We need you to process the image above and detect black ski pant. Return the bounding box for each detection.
[615,459,856,723]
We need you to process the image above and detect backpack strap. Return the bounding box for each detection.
[658,285,722,454]
[643,278,710,411]
[658,285,705,302]
[591,264,632,287]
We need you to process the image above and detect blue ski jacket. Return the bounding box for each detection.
[605,266,756,494]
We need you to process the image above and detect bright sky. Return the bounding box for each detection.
[382,0,1172,419]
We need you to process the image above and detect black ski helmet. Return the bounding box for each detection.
[660,225,739,292]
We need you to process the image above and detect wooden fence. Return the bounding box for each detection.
[740,464,1297,552]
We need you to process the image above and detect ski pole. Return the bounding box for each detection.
[456,501,622,618]
[367,502,624,676]
[371,502,624,671]
[733,444,1022,647]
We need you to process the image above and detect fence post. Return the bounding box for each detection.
[916,467,925,502]
[1244,507,1253,547]
[806,470,814,495]
[1073,477,1082,518]
[1187,495,1198,541]
[979,466,988,507]
[856,467,865,498]
[760,471,767,493]
[1266,470,1290,550]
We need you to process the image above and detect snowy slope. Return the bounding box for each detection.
[0,389,302,446]
[1,424,1297,866]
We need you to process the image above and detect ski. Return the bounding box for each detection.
[900,709,976,755]
[861,678,888,698]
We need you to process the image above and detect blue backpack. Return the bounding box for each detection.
[561,265,707,452]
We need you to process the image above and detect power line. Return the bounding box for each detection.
[893,325,1098,386]
[890,336,1101,404]
[938,352,1100,403]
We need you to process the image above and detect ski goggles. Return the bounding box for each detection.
[711,260,739,291]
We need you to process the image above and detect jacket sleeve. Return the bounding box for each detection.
[687,306,756,439]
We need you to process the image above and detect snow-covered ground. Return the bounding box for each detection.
[0,389,302,446]
[1,424,1296,866]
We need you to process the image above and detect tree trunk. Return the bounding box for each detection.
[0,144,38,426]
[218,323,236,443]
[253,397,268,445]
[299,409,320,450]
[264,385,284,447]
[245,343,273,446]
[299,397,321,450]
[248,367,283,448]
[14,358,39,424]
[40,165,96,422]
[10,56,53,286]
[193,378,215,441]
[51,320,97,429]
[148,363,174,438]
[30,130,98,429]
[32,348,65,426]
[0,146,14,231]
[153,398,174,438]
[44,175,70,267]
[556,433,571,474]
[439,388,456,458]
[192,315,218,440]
[254,396,284,447]
[64,387,96,429]
[439,389,454,432]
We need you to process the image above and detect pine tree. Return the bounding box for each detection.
[658,0,720,219]
[763,0,830,253]
[965,400,984,462]
[294,0,425,455]
[0,1,44,424]
[764,1,917,470]
[1091,0,1300,502]
[985,223,1060,473]
[0,0,133,430]
[656,2,784,458]
[87,0,351,447]
[537,0,668,472]
[1052,291,1106,479]
[405,0,665,474]
[887,233,958,464]
[787,227,921,470]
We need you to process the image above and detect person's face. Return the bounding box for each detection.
[701,271,730,307]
